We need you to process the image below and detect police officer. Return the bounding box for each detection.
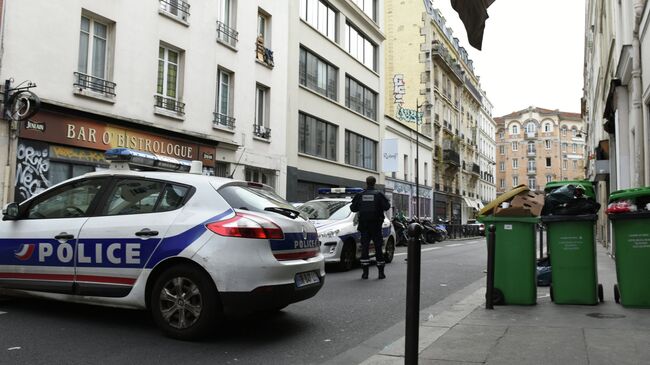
[350,176,391,280]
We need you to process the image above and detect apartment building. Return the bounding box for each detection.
[495,107,585,196]
[285,0,385,202]
[0,0,289,205]
[477,91,496,206]
[384,1,486,223]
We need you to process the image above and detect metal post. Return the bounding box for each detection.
[415,99,420,218]
[405,222,423,364]
[486,224,496,309]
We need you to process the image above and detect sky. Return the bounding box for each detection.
[432,0,586,117]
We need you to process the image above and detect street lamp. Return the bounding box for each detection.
[414,99,431,218]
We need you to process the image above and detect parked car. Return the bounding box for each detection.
[0,148,324,340]
[466,219,485,236]
[298,188,395,271]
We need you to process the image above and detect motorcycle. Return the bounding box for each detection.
[433,218,448,242]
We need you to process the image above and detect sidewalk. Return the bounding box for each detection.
[357,243,650,364]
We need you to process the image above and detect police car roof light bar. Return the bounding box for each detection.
[105,148,193,172]
[317,187,364,195]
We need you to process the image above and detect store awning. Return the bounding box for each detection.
[475,199,485,210]
[462,196,474,209]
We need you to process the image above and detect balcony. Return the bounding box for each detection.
[256,37,274,68]
[253,124,271,139]
[213,112,235,130]
[159,0,190,22]
[443,149,460,166]
[73,72,116,97]
[472,163,480,175]
[154,95,185,115]
[431,41,464,83]
[216,21,238,48]
[463,77,482,104]
[435,183,440,191]
[527,149,537,156]
[525,132,537,139]
[527,169,537,175]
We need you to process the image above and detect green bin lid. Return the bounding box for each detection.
[478,215,540,224]
[543,180,595,198]
[608,186,650,203]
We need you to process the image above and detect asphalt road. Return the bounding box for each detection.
[0,237,486,365]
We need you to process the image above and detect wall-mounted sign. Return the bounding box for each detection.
[382,139,399,172]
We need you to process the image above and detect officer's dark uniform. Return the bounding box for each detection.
[350,187,390,279]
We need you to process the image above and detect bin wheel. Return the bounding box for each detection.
[614,284,620,304]
[490,288,504,305]
[598,284,604,303]
[550,285,554,302]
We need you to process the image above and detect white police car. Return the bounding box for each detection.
[0,148,324,340]
[297,188,395,271]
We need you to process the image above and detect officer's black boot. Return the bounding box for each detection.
[378,265,386,279]
[361,266,369,280]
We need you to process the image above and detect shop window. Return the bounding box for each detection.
[245,166,276,188]
[49,161,95,186]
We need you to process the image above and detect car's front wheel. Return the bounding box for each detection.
[384,237,395,263]
[150,263,221,340]
[338,241,356,271]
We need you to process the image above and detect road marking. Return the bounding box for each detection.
[446,243,463,247]
[0,311,6,315]
[394,247,441,257]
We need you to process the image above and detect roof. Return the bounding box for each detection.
[496,106,582,121]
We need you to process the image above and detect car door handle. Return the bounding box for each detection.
[135,229,159,237]
[55,233,74,240]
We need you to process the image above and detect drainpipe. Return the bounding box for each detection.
[632,0,645,186]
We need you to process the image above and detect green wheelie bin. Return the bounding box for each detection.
[541,214,603,305]
[608,187,650,307]
[479,215,539,305]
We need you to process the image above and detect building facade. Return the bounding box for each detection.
[0,0,289,205]
[495,107,586,196]
[477,91,496,206]
[384,1,486,223]
[285,0,385,202]
[583,0,650,252]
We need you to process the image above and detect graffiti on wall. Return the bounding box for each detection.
[393,74,406,107]
[15,140,50,201]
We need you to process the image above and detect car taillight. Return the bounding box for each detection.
[206,212,284,239]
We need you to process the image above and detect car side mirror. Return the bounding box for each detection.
[2,202,19,220]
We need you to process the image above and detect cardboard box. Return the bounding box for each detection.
[510,191,545,216]
[493,205,535,217]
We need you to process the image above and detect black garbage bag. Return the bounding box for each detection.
[542,184,601,215]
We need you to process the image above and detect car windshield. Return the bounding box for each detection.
[218,185,297,215]
[298,200,351,220]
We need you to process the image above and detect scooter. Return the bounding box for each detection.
[433,218,448,242]
[392,215,409,246]
[420,218,440,244]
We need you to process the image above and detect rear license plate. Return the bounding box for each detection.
[295,271,320,288]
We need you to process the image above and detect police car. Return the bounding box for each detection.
[0,148,324,340]
[297,188,395,271]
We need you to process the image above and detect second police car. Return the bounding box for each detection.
[0,148,324,340]
[298,188,395,271]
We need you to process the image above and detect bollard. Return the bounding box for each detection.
[486,224,496,310]
[405,222,423,365]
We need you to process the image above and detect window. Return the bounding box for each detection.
[255,10,273,67]
[345,131,376,170]
[544,123,551,132]
[525,122,536,134]
[299,112,337,160]
[299,48,338,100]
[160,0,190,22]
[499,145,505,155]
[27,178,106,219]
[103,180,189,216]
[76,15,115,96]
[156,45,184,113]
[255,84,269,128]
[512,141,518,151]
[527,141,535,154]
[345,23,376,71]
[404,154,408,181]
[217,0,238,47]
[573,160,577,169]
[216,69,233,119]
[49,162,95,186]
[300,0,337,41]
[512,159,518,169]
[562,143,567,151]
[572,143,577,153]
[245,166,276,188]
[546,175,552,183]
[257,12,267,40]
[563,159,568,169]
[528,160,536,172]
[500,179,505,189]
[499,161,505,172]
[545,140,552,149]
[345,76,377,120]
[511,125,519,135]
[546,157,552,167]
[528,178,536,190]
[498,131,504,139]
[424,162,428,186]
[572,128,577,137]
[351,0,376,21]
[561,126,567,136]
[513,176,519,186]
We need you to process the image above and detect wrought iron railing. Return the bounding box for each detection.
[254,124,271,139]
[154,95,185,114]
[73,72,116,96]
[443,149,460,166]
[213,112,235,130]
[216,21,238,48]
[472,163,480,174]
[159,0,190,21]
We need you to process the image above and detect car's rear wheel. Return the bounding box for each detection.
[384,237,395,263]
[150,263,220,340]
[339,241,356,271]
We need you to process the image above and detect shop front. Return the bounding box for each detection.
[13,109,217,202]
[385,179,432,219]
